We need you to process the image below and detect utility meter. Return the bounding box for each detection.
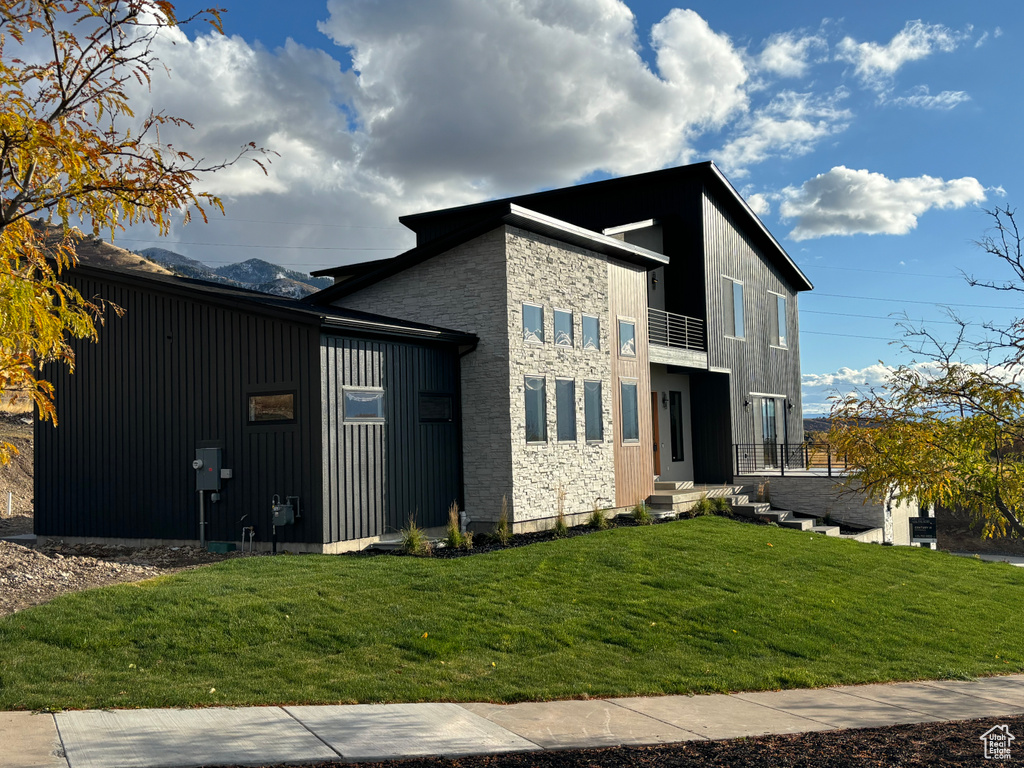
[271,495,295,526]
[194,448,222,491]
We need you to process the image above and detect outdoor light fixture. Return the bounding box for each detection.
[743,398,751,410]
[661,392,668,409]
[787,401,794,413]
[651,274,659,288]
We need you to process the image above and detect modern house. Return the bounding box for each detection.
[309,161,812,530]
[35,160,813,547]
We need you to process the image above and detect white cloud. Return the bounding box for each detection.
[758,31,827,78]
[836,20,968,90]
[779,166,987,241]
[713,89,850,175]
[746,193,770,216]
[890,85,970,110]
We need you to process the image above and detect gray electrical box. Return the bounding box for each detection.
[193,448,222,491]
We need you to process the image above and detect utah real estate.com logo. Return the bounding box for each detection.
[981,725,1014,760]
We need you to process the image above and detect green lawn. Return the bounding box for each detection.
[1,516,1022,710]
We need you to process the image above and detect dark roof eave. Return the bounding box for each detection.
[319,316,477,345]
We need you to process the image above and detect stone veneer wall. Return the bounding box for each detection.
[331,228,513,523]
[505,227,616,522]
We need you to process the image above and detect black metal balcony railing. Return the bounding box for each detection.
[648,307,704,352]
[734,442,850,477]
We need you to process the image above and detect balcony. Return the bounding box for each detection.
[648,307,706,368]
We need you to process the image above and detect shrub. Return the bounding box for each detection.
[493,495,512,545]
[552,486,569,537]
[687,494,714,518]
[755,479,770,504]
[444,501,467,550]
[631,501,653,525]
[588,505,609,530]
[400,516,433,556]
[711,495,732,515]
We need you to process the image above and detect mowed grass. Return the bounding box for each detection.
[1,516,1022,710]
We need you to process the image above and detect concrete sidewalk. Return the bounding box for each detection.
[6,676,1024,768]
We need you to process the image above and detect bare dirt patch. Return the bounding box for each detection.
[937,504,1024,557]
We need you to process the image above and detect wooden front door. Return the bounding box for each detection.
[651,392,661,475]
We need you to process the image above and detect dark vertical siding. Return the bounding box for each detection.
[321,336,461,541]
[701,188,803,475]
[689,371,733,484]
[35,273,324,545]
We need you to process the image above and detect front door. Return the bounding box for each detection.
[651,392,661,475]
[762,398,778,467]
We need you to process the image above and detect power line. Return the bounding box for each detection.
[117,237,403,252]
[803,330,903,342]
[802,264,961,279]
[801,309,975,326]
[808,292,1020,310]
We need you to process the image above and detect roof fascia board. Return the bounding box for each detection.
[602,219,658,236]
[504,205,668,266]
[706,163,814,291]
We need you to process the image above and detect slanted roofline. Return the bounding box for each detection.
[305,203,667,306]
[399,161,813,292]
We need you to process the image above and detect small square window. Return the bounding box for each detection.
[554,309,574,347]
[248,392,295,424]
[582,315,600,351]
[344,388,385,421]
[618,319,636,357]
[523,303,544,344]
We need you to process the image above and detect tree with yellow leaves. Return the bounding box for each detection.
[829,208,1024,541]
[0,0,266,463]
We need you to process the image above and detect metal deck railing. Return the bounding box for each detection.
[648,307,704,351]
[734,442,850,477]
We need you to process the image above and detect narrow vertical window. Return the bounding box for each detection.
[524,376,547,442]
[523,303,544,344]
[554,309,574,347]
[582,314,600,350]
[618,319,636,357]
[723,277,744,339]
[669,390,684,462]
[584,380,603,441]
[620,379,639,442]
[777,294,787,347]
[555,379,576,441]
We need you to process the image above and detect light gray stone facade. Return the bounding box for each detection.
[333,225,618,527]
[505,228,616,522]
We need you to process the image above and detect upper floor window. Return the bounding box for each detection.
[773,293,787,347]
[554,309,574,347]
[723,277,744,339]
[582,314,600,351]
[618,318,636,357]
[523,303,544,344]
[524,375,547,443]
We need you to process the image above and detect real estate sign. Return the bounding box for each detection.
[910,517,937,544]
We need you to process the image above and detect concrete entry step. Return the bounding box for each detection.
[730,502,771,517]
[654,480,694,491]
[812,525,841,536]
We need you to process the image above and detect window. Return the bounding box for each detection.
[343,388,385,422]
[554,309,574,347]
[555,379,576,441]
[618,318,636,357]
[248,392,295,424]
[620,379,639,442]
[723,277,744,339]
[522,303,544,344]
[419,393,453,422]
[524,376,547,442]
[584,380,603,441]
[582,314,600,350]
[669,391,684,462]
[776,294,787,347]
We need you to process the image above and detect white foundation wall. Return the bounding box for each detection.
[505,227,616,522]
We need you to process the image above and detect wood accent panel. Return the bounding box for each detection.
[608,259,654,506]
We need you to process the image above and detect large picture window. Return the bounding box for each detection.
[555,379,576,442]
[554,309,574,347]
[620,379,639,442]
[524,376,547,443]
[343,388,385,422]
[523,303,544,344]
[582,314,600,350]
[584,380,603,441]
[724,277,744,339]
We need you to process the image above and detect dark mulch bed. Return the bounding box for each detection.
[206,714,1024,767]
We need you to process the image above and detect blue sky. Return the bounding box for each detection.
[121,1,1023,414]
